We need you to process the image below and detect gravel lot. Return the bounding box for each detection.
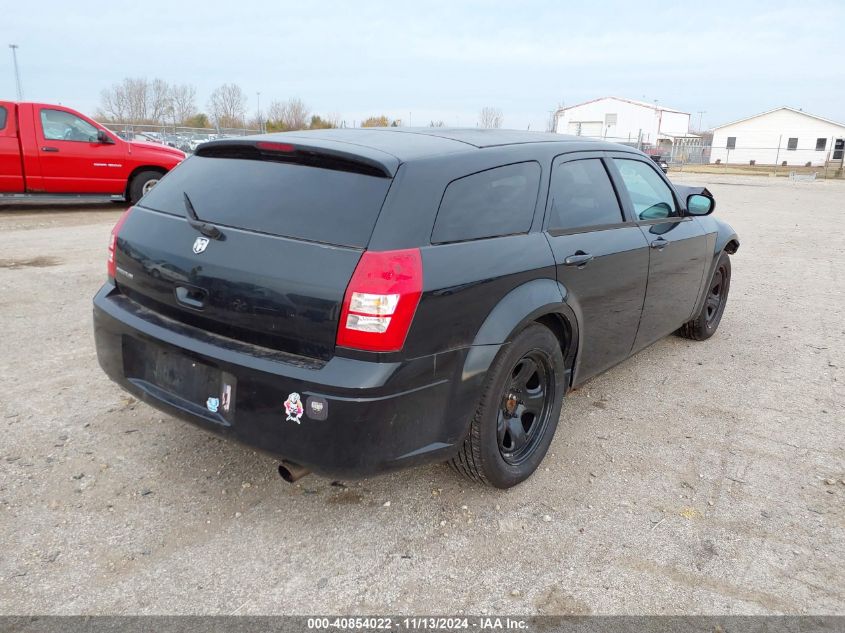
[1,175,843,615]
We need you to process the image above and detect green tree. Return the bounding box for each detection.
[309,115,337,129]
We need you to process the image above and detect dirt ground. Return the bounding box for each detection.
[0,175,843,615]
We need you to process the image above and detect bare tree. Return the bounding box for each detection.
[208,83,247,129]
[266,97,310,131]
[99,78,149,122]
[124,78,150,121]
[148,79,171,122]
[169,84,197,124]
[99,82,130,121]
[98,77,181,124]
[478,106,503,129]
[429,120,447,127]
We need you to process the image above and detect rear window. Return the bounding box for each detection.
[431,162,541,244]
[139,156,392,248]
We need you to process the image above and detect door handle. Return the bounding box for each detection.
[41,146,59,152]
[650,238,669,250]
[563,252,594,267]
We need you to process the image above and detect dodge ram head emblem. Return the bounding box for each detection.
[192,237,209,254]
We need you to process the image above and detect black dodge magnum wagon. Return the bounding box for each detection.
[94,128,739,488]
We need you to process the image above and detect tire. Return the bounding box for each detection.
[128,170,164,204]
[678,252,731,341]
[449,323,566,488]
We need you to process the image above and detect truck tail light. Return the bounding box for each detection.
[107,207,133,280]
[337,248,423,352]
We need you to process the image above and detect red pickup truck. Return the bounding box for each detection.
[0,101,185,203]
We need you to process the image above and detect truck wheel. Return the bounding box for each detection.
[128,170,163,204]
[449,323,565,488]
[678,252,731,341]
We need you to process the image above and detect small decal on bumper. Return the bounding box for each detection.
[284,392,304,424]
[306,396,328,421]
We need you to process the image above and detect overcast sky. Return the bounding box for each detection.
[4,0,844,130]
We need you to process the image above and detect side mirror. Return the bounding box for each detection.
[687,194,714,216]
[97,129,114,144]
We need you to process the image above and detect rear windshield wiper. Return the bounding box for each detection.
[183,192,224,240]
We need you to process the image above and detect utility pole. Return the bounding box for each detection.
[9,44,22,100]
[697,111,706,133]
[256,91,261,133]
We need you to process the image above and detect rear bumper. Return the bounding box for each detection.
[93,284,475,478]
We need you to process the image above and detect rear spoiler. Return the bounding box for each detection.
[196,138,396,178]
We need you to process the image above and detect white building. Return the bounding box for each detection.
[554,97,694,152]
[710,107,845,167]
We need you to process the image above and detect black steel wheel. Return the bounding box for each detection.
[678,251,732,341]
[704,264,727,327]
[449,323,566,488]
[497,351,555,466]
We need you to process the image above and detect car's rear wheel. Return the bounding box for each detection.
[449,323,565,488]
[678,251,731,341]
[128,170,164,204]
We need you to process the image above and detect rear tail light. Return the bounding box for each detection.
[337,248,423,352]
[107,207,133,280]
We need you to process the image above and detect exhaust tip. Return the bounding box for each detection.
[278,460,310,483]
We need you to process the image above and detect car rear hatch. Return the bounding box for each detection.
[112,140,397,360]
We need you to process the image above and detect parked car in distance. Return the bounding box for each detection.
[93,128,738,488]
[650,154,669,173]
[0,102,185,203]
[187,135,209,152]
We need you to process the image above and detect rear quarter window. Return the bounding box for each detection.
[138,156,392,248]
[0,106,7,130]
[431,162,541,244]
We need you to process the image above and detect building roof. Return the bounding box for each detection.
[712,106,845,130]
[559,96,688,115]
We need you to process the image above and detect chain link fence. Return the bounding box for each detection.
[569,133,845,179]
[104,122,261,154]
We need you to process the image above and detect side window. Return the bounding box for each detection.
[40,109,98,142]
[613,159,677,221]
[0,106,7,131]
[431,162,540,244]
[547,159,623,231]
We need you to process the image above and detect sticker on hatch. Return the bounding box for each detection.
[284,392,304,424]
[206,397,220,413]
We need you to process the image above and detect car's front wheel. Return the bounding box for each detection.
[128,170,164,204]
[449,323,565,488]
[678,251,731,341]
